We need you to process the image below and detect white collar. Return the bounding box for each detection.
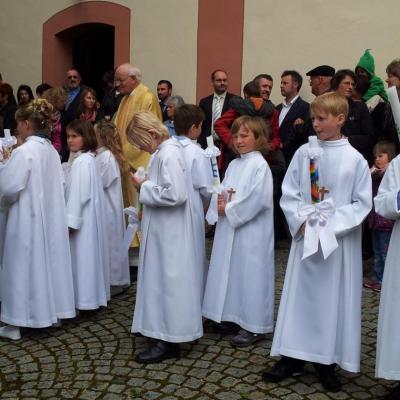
[283,94,299,107]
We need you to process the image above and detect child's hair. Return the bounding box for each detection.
[95,121,129,174]
[231,115,270,154]
[373,140,396,161]
[243,81,261,98]
[66,119,98,152]
[15,98,54,134]
[173,104,205,136]
[310,92,349,119]
[43,87,67,109]
[126,111,169,149]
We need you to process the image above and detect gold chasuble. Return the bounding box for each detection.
[114,83,162,246]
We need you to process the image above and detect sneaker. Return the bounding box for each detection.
[230,329,265,347]
[0,325,21,341]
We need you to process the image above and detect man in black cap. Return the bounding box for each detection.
[306,65,335,96]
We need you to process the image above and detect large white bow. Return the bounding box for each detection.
[120,207,140,262]
[204,146,221,158]
[298,198,338,260]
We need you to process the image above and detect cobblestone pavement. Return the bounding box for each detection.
[0,241,393,399]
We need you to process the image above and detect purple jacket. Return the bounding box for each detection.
[368,169,395,231]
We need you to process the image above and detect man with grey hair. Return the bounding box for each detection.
[113,63,162,264]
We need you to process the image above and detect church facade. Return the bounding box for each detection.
[0,0,399,104]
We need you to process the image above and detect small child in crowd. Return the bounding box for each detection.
[364,140,396,292]
[66,119,110,310]
[202,115,275,347]
[127,111,203,364]
[95,121,130,289]
[264,92,372,392]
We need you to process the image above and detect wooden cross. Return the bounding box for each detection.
[227,188,236,202]
[319,186,330,201]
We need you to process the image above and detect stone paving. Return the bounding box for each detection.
[0,241,394,399]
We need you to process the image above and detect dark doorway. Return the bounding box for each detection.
[56,23,114,101]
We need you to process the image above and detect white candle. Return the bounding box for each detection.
[3,129,11,140]
[387,86,400,140]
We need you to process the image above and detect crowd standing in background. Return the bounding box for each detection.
[1,50,400,399]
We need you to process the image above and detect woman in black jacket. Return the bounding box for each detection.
[331,69,375,164]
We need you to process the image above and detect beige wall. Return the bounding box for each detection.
[242,0,400,105]
[0,0,199,103]
[1,0,400,105]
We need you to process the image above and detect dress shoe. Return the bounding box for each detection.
[313,363,342,392]
[230,329,265,347]
[135,340,180,364]
[203,319,240,335]
[0,325,21,340]
[262,356,305,383]
[384,383,400,400]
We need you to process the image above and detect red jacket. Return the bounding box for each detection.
[214,107,281,170]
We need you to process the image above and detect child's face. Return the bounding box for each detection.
[311,111,344,141]
[188,121,203,140]
[232,125,256,154]
[375,152,389,169]
[67,129,84,152]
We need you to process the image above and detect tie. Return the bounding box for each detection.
[212,96,223,140]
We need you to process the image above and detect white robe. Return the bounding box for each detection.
[0,136,75,327]
[96,147,130,286]
[202,151,275,333]
[174,136,212,298]
[271,138,371,372]
[67,152,110,310]
[131,139,203,343]
[374,155,400,380]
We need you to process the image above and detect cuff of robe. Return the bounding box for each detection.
[68,214,83,230]
[225,202,243,229]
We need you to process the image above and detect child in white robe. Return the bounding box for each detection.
[0,99,76,340]
[374,153,400,399]
[66,119,110,310]
[173,104,212,298]
[202,115,275,347]
[264,93,372,391]
[95,121,130,289]
[127,111,202,364]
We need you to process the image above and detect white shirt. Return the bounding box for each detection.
[212,92,227,139]
[278,94,299,127]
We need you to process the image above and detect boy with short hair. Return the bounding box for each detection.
[263,92,372,391]
[173,104,213,297]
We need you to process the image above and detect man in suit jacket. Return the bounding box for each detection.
[198,69,236,149]
[276,70,310,164]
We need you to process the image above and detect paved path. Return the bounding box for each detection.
[0,242,393,399]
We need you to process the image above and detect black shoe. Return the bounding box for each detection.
[313,363,342,392]
[230,329,265,347]
[203,319,240,335]
[262,357,305,383]
[384,383,400,400]
[135,341,180,364]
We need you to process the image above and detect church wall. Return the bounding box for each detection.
[0,0,198,103]
[242,0,400,105]
[1,0,399,106]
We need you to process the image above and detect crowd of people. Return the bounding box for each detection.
[1,48,400,399]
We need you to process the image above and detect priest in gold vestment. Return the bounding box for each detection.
[113,64,162,249]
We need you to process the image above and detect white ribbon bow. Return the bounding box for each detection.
[298,198,338,260]
[120,207,140,262]
[204,146,221,158]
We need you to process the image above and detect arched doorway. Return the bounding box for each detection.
[42,1,130,92]
[57,23,115,99]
